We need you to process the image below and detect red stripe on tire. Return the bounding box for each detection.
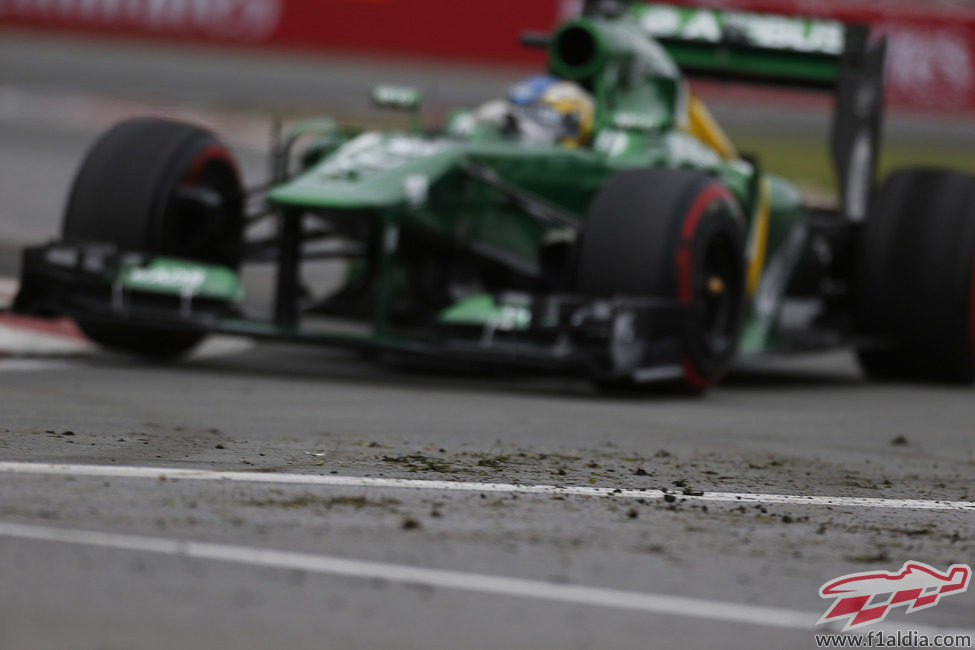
[182,144,238,186]
[676,248,692,304]
[680,185,734,243]
[682,359,712,391]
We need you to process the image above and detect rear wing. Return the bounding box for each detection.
[630,3,887,221]
[632,4,848,90]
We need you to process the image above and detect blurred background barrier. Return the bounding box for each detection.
[3,0,975,114]
[0,0,558,63]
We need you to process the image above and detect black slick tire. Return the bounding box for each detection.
[856,168,975,383]
[63,118,243,358]
[578,168,746,392]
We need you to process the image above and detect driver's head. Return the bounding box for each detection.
[506,75,594,148]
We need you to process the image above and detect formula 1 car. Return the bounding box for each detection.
[13,0,975,391]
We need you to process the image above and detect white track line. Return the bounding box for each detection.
[0,359,72,372]
[1,462,972,511]
[0,521,817,630]
[1,521,972,639]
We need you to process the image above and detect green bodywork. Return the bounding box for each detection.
[441,294,532,332]
[258,2,847,355]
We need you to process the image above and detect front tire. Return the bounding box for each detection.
[578,169,747,392]
[63,118,243,358]
[855,169,975,383]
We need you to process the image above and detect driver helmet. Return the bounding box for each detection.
[506,75,595,148]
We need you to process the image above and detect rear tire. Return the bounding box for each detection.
[578,169,746,392]
[63,118,243,359]
[855,168,975,383]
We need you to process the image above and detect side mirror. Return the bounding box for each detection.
[372,85,423,132]
[372,85,422,112]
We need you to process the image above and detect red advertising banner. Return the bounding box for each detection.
[0,0,565,63]
[3,0,975,113]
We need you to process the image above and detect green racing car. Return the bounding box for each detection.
[13,0,975,392]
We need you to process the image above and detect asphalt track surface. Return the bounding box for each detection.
[2,31,975,650]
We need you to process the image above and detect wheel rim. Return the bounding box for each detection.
[695,231,741,352]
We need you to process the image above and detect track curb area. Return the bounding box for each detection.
[0,277,92,356]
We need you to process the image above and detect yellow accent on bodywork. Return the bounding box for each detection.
[543,82,596,148]
[686,93,738,161]
[746,177,772,297]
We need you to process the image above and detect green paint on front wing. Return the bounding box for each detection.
[118,258,244,302]
[439,294,532,331]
